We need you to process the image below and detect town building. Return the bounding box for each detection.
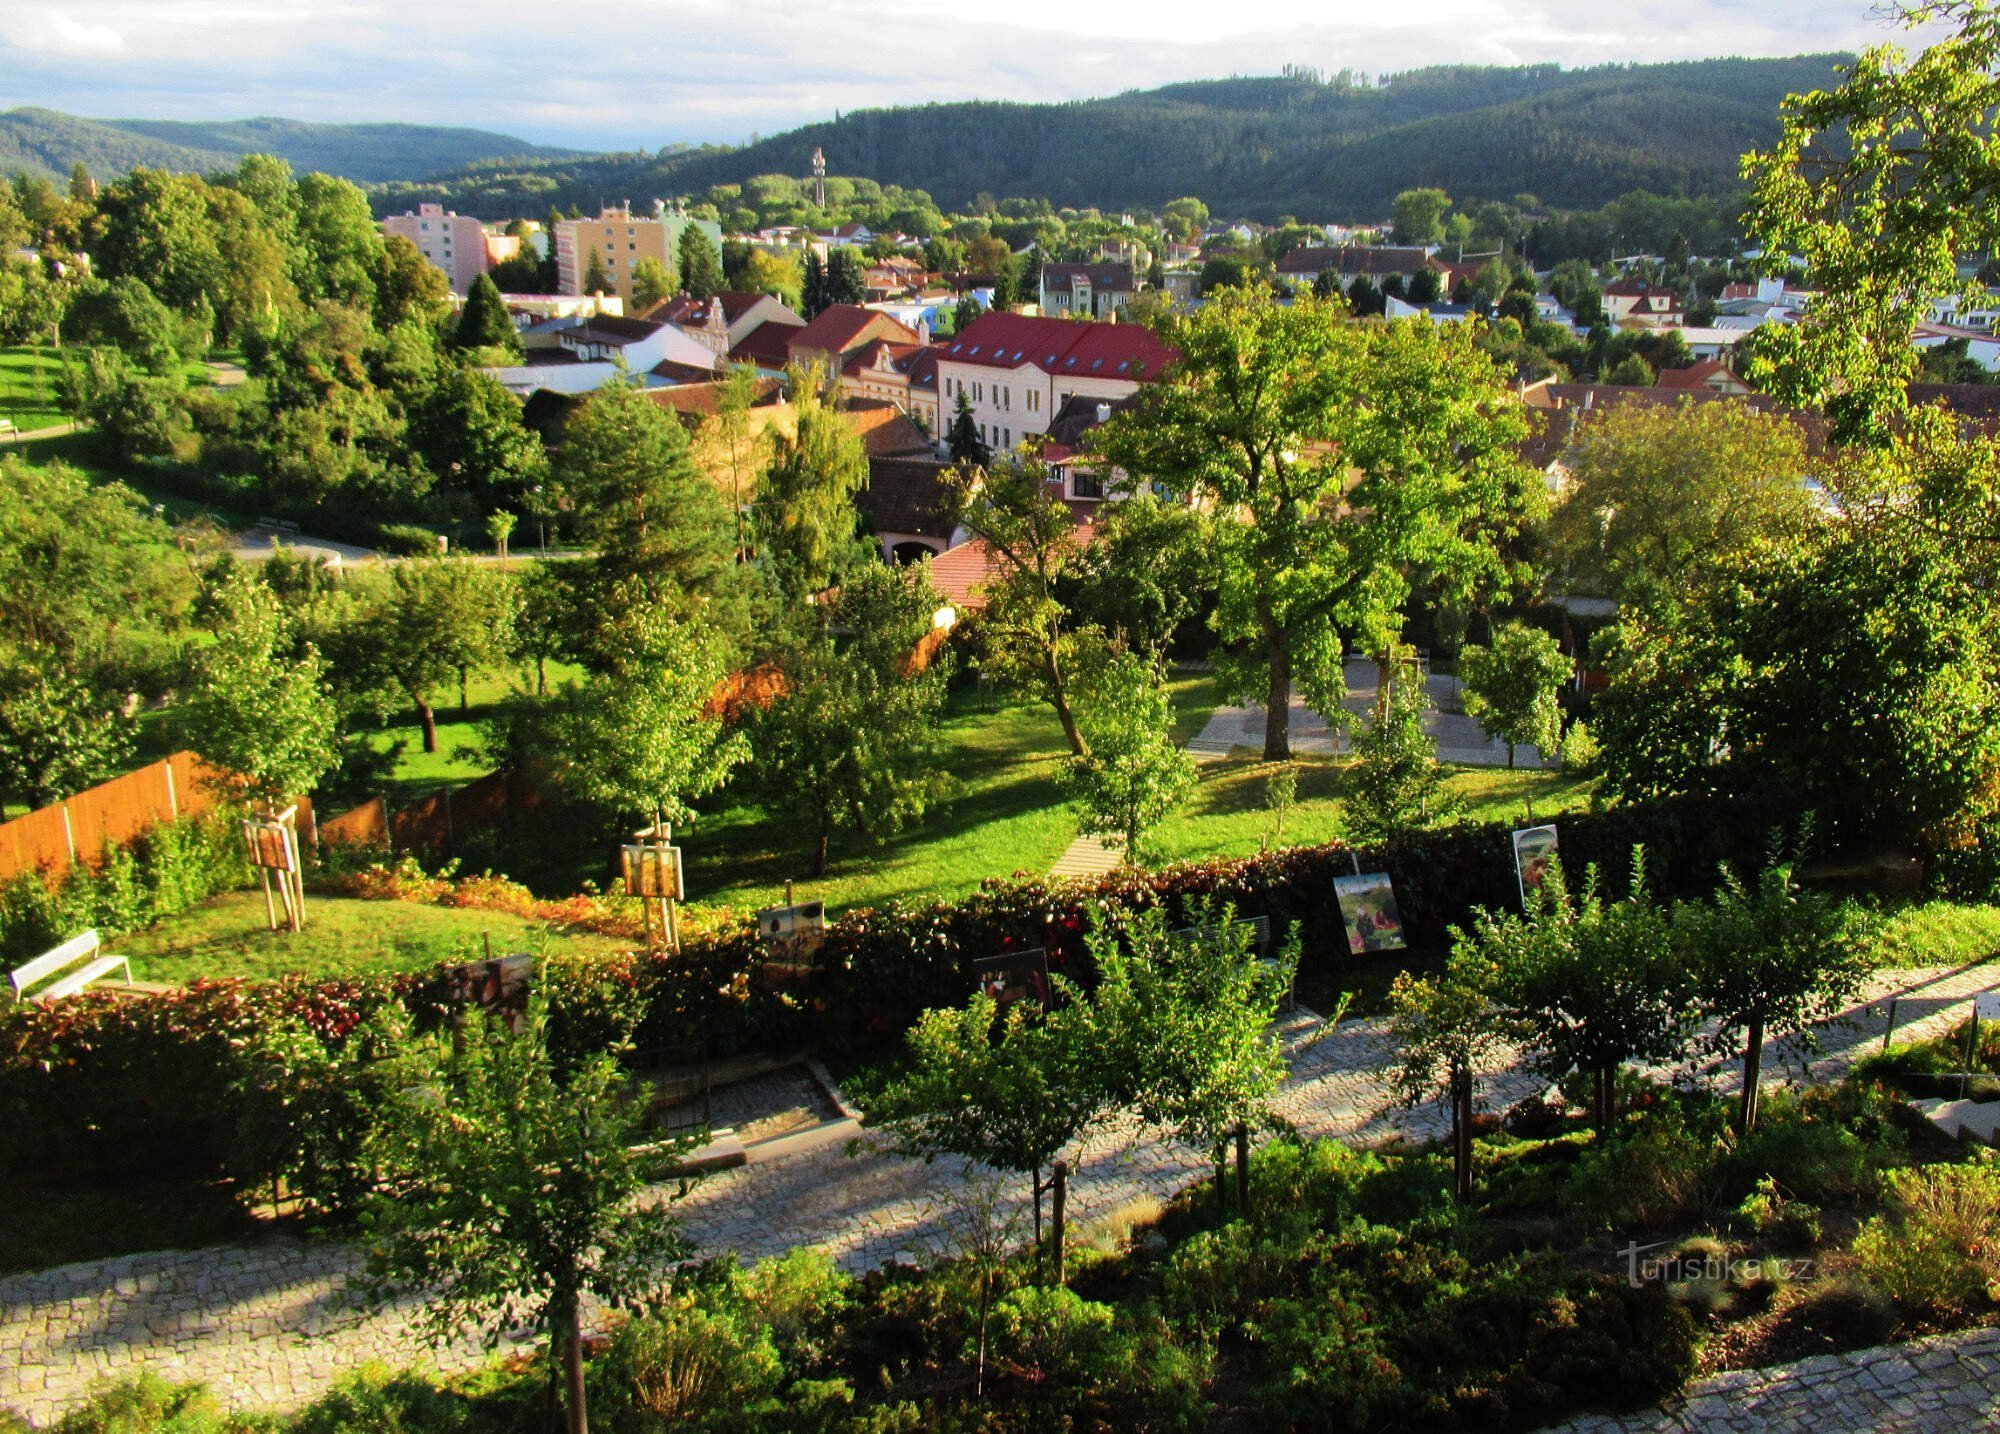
[1039,263,1138,318]
[933,311,1177,454]
[382,203,488,293]
[554,206,724,301]
[787,304,922,373]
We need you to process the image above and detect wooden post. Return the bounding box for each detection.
[1882,996,1899,1054]
[260,867,277,930]
[1051,1159,1068,1284]
[1234,1123,1250,1217]
[1966,1005,1981,1099]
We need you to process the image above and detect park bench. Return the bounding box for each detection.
[7,930,131,1002]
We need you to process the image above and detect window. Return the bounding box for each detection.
[1072,469,1104,499]
[629,242,637,251]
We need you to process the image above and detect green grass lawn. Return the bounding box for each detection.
[1868,898,2000,968]
[0,1173,255,1276]
[0,344,69,433]
[360,662,586,808]
[106,891,631,985]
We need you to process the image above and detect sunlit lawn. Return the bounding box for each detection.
[1868,898,2000,969]
[0,344,68,433]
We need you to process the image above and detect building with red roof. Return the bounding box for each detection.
[933,311,1177,454]
[788,304,920,373]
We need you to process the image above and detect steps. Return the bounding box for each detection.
[1049,833,1124,878]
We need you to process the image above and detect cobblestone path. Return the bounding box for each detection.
[4,963,1997,1427]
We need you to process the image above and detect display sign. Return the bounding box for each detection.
[443,952,533,1025]
[1333,872,1407,954]
[242,817,298,872]
[1512,824,1560,911]
[621,843,685,901]
[756,899,827,967]
[968,947,1051,1010]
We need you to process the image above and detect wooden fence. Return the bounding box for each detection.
[319,768,548,859]
[0,753,236,882]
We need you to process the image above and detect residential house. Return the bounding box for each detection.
[787,304,921,374]
[382,203,488,293]
[856,457,959,563]
[1274,245,1437,291]
[933,311,1177,454]
[482,315,717,398]
[842,340,941,434]
[554,205,724,301]
[1040,263,1139,318]
[1600,278,1685,328]
[1656,359,1754,395]
[639,290,804,360]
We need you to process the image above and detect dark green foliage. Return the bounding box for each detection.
[449,274,516,353]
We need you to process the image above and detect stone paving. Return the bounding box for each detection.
[4,963,1999,1428]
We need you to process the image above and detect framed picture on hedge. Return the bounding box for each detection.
[756,900,826,970]
[1333,872,1407,954]
[1512,824,1560,911]
[969,948,1049,1011]
[444,952,533,1027]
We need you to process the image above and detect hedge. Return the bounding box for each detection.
[0,793,1782,1207]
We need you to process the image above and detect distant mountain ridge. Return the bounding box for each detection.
[0,107,580,186]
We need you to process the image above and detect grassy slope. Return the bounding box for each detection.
[0,345,68,432]
[105,891,629,985]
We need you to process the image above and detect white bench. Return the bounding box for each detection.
[8,930,131,1002]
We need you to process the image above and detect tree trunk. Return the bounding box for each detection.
[1506,742,1516,770]
[416,699,438,754]
[1263,633,1292,762]
[1234,1123,1251,1219]
[536,654,547,697]
[1051,1160,1068,1284]
[1451,1062,1475,1204]
[459,666,470,714]
[811,829,829,877]
[1214,1145,1228,1217]
[1594,1065,1615,1130]
[563,1299,589,1434]
[1738,1011,1765,1136]
[1048,651,1088,758]
[1031,1164,1043,1253]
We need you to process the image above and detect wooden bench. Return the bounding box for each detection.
[8,930,131,1002]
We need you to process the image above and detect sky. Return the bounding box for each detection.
[0,1,1955,151]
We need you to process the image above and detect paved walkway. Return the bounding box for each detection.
[3,964,1996,1427]
[1048,831,1123,878]
[1189,656,1548,768]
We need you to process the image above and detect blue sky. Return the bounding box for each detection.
[0,1,1953,150]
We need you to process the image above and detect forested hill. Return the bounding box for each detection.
[0,108,578,185]
[389,55,1852,222]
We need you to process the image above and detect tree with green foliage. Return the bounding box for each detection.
[291,172,385,308]
[630,255,676,309]
[1094,289,1538,760]
[756,374,870,600]
[0,648,134,810]
[582,246,611,295]
[409,366,547,511]
[370,235,451,331]
[1479,856,1692,1128]
[1388,947,1510,1202]
[534,600,747,825]
[946,389,990,468]
[752,563,955,876]
[1459,622,1570,769]
[1674,837,1875,1134]
[951,456,1094,755]
[801,249,829,318]
[710,362,763,561]
[364,560,511,752]
[826,247,867,306]
[1394,189,1452,246]
[1604,353,1653,386]
[677,227,724,301]
[1070,493,1213,658]
[450,272,519,355]
[174,569,338,806]
[1344,650,1463,842]
[68,276,208,375]
[1086,902,1304,1214]
[864,988,1105,1264]
[1062,650,1195,867]
[1743,1,2000,440]
[357,998,692,1434]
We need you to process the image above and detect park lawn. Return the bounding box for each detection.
[360,661,586,807]
[1868,898,2000,968]
[0,344,68,433]
[9,429,260,527]
[1150,754,1599,865]
[105,890,632,985]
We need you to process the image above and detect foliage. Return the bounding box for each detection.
[1851,1161,2000,1322]
[677,226,725,302]
[590,1293,785,1432]
[755,376,869,600]
[1343,653,1463,842]
[1459,622,1571,769]
[354,998,693,1434]
[450,274,518,357]
[945,390,988,467]
[1061,650,1196,867]
[1068,493,1214,659]
[1386,945,1510,1200]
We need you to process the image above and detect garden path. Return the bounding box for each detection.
[3,962,1996,1427]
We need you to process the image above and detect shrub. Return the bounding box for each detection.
[46,1374,230,1434]
[1159,1222,1312,1337]
[987,1285,1118,1390]
[1735,1177,1823,1246]
[1851,1162,2000,1321]
[285,1365,470,1433]
[590,1293,784,1432]
[735,1249,854,1373]
[1564,1099,1727,1231]
[1723,1093,1877,1205]
[375,524,443,557]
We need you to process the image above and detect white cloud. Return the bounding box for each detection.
[3,12,127,57]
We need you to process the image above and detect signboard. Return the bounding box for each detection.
[621,844,685,901]
[1512,824,1560,911]
[443,952,533,1025]
[1333,873,1407,954]
[1976,993,2000,1023]
[242,817,298,873]
[968,947,1050,1011]
[756,900,826,968]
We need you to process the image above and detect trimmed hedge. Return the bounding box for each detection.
[0,794,1780,1203]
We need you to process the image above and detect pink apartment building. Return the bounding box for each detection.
[382,203,488,293]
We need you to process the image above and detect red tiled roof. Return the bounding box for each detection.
[841,340,940,391]
[858,457,957,539]
[729,319,798,369]
[788,304,919,358]
[937,312,1177,378]
[1656,359,1736,391]
[928,539,999,609]
[841,403,934,459]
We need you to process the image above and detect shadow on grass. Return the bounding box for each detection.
[0,1174,254,1276]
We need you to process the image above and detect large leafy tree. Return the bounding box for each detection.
[291,172,385,308]
[1548,400,1814,607]
[750,562,954,875]
[362,560,512,752]
[677,227,724,301]
[1743,1,2000,441]
[357,1000,692,1434]
[451,273,519,356]
[1095,290,1538,760]
[951,456,1094,755]
[1069,494,1214,659]
[630,255,676,309]
[0,649,134,809]
[756,374,869,600]
[409,366,547,512]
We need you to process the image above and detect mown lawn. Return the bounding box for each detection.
[0,344,68,433]
[1868,898,2000,968]
[106,891,630,985]
[357,661,586,809]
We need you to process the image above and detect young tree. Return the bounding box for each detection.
[1393,188,1452,246]
[1344,650,1463,842]
[1478,856,1693,1129]
[174,569,338,806]
[1061,650,1196,867]
[451,273,519,356]
[756,373,869,600]
[1094,290,1538,760]
[801,249,829,318]
[864,990,1105,1264]
[485,509,517,561]
[945,390,990,467]
[630,255,676,309]
[1459,622,1571,768]
[1387,948,1510,1202]
[1087,902,1302,1214]
[1676,839,1876,1134]
[677,228,724,302]
[708,362,763,560]
[582,246,611,295]
[751,563,955,875]
[366,560,510,752]
[826,247,867,306]
[951,456,1092,755]
[409,366,548,512]
[356,1000,692,1434]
